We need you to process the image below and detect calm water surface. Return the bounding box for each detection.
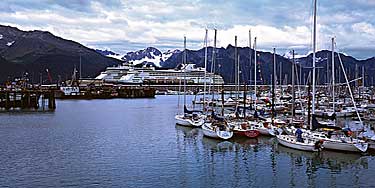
[0,95,374,187]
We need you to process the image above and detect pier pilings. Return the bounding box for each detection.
[0,88,56,112]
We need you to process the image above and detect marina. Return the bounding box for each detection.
[0,96,374,187]
[1,0,374,187]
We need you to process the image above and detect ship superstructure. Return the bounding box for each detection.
[96,63,224,84]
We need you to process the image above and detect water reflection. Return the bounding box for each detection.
[276,144,368,171]
[1,96,374,187]
[175,123,372,187]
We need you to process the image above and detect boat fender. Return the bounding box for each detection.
[314,140,324,150]
[264,122,269,128]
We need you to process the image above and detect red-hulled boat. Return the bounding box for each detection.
[230,121,260,138]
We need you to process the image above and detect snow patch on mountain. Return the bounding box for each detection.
[0,34,3,40]
[283,50,311,59]
[6,41,14,46]
[162,49,181,62]
[107,54,124,61]
[129,54,163,67]
[95,49,124,61]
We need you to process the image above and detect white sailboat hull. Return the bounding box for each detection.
[216,130,234,140]
[202,123,233,140]
[202,123,219,139]
[323,140,368,152]
[175,114,204,127]
[257,127,275,136]
[369,141,375,150]
[277,135,320,152]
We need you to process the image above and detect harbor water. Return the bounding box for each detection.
[0,95,374,187]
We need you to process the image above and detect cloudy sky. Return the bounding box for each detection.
[0,0,374,59]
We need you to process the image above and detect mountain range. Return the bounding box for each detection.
[0,25,121,83]
[96,47,181,67]
[0,25,374,85]
[99,46,375,85]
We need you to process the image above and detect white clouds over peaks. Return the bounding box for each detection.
[0,0,373,59]
[353,22,375,35]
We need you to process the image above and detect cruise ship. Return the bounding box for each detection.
[95,63,224,85]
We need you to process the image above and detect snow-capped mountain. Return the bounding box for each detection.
[120,47,180,67]
[97,47,181,67]
[162,49,181,62]
[95,49,123,60]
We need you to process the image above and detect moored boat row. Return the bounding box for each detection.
[174,7,375,156]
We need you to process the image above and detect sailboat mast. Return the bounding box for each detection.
[311,0,317,129]
[211,29,217,101]
[332,37,335,112]
[362,66,365,87]
[292,50,295,118]
[79,53,82,79]
[254,37,257,109]
[272,48,276,125]
[183,36,187,106]
[238,55,241,99]
[237,40,240,99]
[279,58,282,90]
[249,30,252,86]
[235,35,238,100]
[203,29,208,110]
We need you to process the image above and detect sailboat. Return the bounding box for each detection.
[202,111,234,140]
[230,91,261,138]
[254,47,282,137]
[229,35,260,138]
[276,134,323,152]
[358,127,375,150]
[276,2,323,151]
[277,1,367,152]
[175,36,205,127]
[202,29,233,140]
[307,37,368,153]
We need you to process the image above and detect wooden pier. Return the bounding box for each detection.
[0,88,56,111]
[55,85,155,99]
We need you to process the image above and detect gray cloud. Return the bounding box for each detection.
[0,0,373,59]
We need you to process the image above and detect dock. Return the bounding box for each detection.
[0,87,56,111]
[55,85,155,99]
